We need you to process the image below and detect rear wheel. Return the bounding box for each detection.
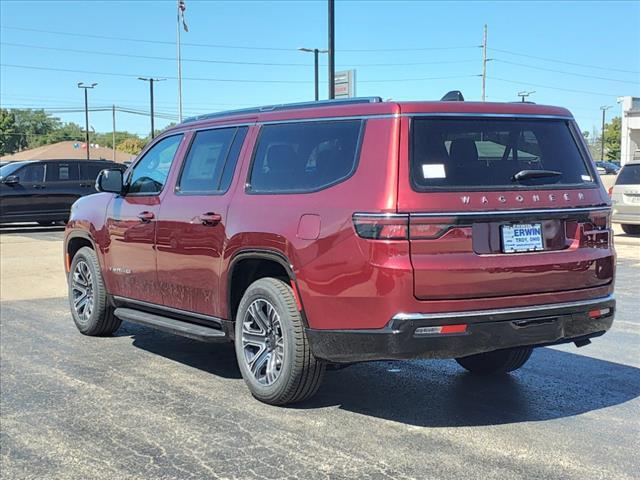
[621,224,640,235]
[456,347,533,375]
[68,246,121,336]
[235,278,325,405]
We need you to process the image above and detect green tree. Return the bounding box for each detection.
[603,116,621,161]
[12,109,62,149]
[117,137,146,155]
[0,109,21,155]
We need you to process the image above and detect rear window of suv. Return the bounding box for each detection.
[615,164,640,185]
[410,117,594,190]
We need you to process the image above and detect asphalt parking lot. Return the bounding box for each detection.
[1,223,638,480]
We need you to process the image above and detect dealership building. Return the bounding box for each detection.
[619,96,640,166]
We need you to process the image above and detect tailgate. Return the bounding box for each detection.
[409,206,613,300]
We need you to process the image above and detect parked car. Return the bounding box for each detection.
[596,161,620,175]
[610,161,640,235]
[595,164,606,175]
[64,95,615,405]
[0,159,126,224]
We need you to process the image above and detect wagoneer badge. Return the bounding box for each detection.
[460,192,585,205]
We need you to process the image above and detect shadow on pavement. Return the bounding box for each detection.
[118,321,242,379]
[118,320,640,427]
[296,348,640,427]
[0,223,65,236]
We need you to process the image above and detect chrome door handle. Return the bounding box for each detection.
[137,211,155,222]
[198,212,222,226]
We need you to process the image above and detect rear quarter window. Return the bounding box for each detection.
[410,117,594,190]
[248,120,363,193]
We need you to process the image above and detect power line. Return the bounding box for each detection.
[488,47,639,75]
[0,25,479,53]
[0,42,479,68]
[487,76,620,98]
[493,59,639,85]
[1,63,479,84]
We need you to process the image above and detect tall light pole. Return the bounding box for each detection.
[328,0,335,99]
[600,105,612,161]
[298,48,328,101]
[517,90,535,102]
[138,77,166,138]
[77,82,97,160]
[481,24,488,101]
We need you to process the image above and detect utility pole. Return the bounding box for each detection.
[112,105,116,162]
[517,90,535,102]
[77,83,97,161]
[139,77,166,138]
[600,105,611,161]
[299,47,328,101]
[328,0,335,99]
[481,24,487,101]
[177,0,188,122]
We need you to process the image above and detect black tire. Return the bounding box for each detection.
[68,246,121,336]
[621,224,640,236]
[456,347,533,375]
[234,278,325,405]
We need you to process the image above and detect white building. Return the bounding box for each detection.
[619,96,640,166]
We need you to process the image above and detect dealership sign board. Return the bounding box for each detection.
[334,70,356,98]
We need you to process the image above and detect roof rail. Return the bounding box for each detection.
[182,97,384,124]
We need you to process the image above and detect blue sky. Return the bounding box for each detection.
[1,0,638,138]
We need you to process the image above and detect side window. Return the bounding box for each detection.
[248,120,363,193]
[17,164,45,183]
[177,127,246,194]
[128,135,183,194]
[80,163,109,182]
[46,162,79,182]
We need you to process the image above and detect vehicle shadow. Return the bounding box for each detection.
[116,321,640,426]
[295,348,640,427]
[117,321,242,379]
[0,223,66,235]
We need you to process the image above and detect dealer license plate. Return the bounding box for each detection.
[501,223,544,253]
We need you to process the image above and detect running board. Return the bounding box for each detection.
[114,308,227,342]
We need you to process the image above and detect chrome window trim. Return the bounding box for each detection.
[392,294,615,322]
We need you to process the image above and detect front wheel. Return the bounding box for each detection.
[234,278,325,405]
[456,347,533,375]
[68,247,121,336]
[621,224,640,236]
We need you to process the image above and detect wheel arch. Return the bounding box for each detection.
[65,231,98,273]
[226,249,307,327]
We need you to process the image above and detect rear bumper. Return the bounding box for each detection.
[306,295,615,363]
[612,212,640,225]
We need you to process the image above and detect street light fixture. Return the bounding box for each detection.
[298,47,328,101]
[77,82,97,160]
[138,77,166,139]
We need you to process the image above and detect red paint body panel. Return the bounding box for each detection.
[64,99,615,337]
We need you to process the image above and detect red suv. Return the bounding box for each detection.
[64,95,615,405]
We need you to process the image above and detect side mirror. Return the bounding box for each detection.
[1,175,19,185]
[96,169,124,194]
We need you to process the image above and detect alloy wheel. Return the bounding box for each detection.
[241,298,285,385]
[71,260,94,322]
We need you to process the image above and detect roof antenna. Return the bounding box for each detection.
[440,90,465,101]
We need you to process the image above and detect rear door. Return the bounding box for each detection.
[43,161,81,217]
[155,126,249,316]
[399,115,613,300]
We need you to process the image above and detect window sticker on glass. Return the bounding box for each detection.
[422,163,446,179]
[581,175,592,181]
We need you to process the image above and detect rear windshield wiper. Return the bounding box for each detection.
[512,169,562,182]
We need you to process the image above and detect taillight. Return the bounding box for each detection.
[608,186,613,197]
[353,214,408,240]
[409,216,457,239]
[580,209,611,247]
